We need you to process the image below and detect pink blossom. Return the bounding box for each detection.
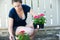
[34,15,39,19]
[40,13,45,16]
[18,30,25,35]
[38,15,41,18]
[21,30,25,33]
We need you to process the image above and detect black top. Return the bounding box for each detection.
[9,5,30,31]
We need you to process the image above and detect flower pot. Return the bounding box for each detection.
[33,23,44,29]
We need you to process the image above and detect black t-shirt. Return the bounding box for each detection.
[9,4,30,31]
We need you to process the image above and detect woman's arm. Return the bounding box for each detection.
[8,18,14,36]
[30,9,37,17]
[26,9,37,28]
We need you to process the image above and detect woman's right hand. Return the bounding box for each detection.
[9,34,14,40]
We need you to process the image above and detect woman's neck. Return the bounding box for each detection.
[16,8,22,13]
[16,7,25,19]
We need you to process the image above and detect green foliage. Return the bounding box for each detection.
[16,33,30,40]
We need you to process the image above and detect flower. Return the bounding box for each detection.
[34,15,39,19]
[16,30,30,40]
[33,13,46,24]
[40,13,45,16]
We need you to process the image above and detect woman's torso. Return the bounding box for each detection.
[9,4,30,31]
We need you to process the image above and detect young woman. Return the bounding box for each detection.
[8,0,36,40]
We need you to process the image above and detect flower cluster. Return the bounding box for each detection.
[16,30,30,40]
[33,13,46,24]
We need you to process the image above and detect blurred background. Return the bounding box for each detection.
[0,0,60,40]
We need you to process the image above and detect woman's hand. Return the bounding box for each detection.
[9,34,14,40]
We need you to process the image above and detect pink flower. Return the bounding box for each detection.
[21,30,25,33]
[18,30,25,35]
[40,13,45,17]
[34,15,39,19]
[38,15,41,18]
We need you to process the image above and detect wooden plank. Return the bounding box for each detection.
[0,28,8,30]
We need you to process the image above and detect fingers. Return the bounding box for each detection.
[9,35,14,40]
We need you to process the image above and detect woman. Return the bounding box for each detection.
[8,0,36,40]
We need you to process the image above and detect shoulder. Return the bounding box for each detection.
[9,8,15,13]
[9,8,15,16]
[22,4,31,12]
[22,4,31,8]
[9,8,16,19]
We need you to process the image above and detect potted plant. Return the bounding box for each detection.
[16,30,30,40]
[33,13,46,29]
